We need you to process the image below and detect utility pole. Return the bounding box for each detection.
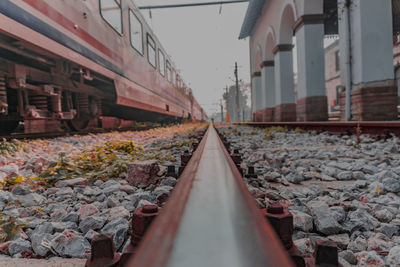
[220,99,223,122]
[343,0,352,121]
[234,62,240,122]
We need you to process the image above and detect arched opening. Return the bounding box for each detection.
[260,31,276,121]
[264,32,275,61]
[278,4,296,45]
[279,4,298,102]
[273,3,297,121]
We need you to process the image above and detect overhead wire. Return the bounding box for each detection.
[138,0,249,10]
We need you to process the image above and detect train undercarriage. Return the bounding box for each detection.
[0,34,180,134]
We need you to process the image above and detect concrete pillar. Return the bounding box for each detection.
[339,0,397,121]
[251,72,263,121]
[250,81,256,115]
[260,61,275,121]
[294,15,328,121]
[273,45,296,121]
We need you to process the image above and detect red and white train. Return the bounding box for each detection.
[0,0,205,133]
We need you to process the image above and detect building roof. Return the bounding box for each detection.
[238,0,338,39]
[238,0,267,39]
[239,0,400,39]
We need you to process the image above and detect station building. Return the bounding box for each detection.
[223,83,251,122]
[325,37,400,119]
[240,0,400,121]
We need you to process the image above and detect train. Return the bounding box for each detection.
[0,0,206,134]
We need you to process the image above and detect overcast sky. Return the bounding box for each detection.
[134,0,250,115]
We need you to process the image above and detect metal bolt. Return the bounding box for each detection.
[192,142,199,151]
[224,141,231,150]
[167,165,177,178]
[263,205,293,249]
[315,240,338,266]
[290,254,306,267]
[231,151,242,166]
[131,205,159,246]
[121,204,160,265]
[245,166,257,178]
[85,234,120,267]
[180,150,192,166]
[248,166,255,175]
[142,204,158,214]
[267,204,284,214]
[237,166,244,176]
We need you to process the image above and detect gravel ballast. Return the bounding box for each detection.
[217,125,400,266]
[0,123,206,260]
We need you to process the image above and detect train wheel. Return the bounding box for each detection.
[67,115,90,132]
[0,120,19,135]
[66,94,94,132]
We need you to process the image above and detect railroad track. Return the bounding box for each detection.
[84,124,340,266]
[236,121,400,137]
[127,125,292,267]
[0,125,159,140]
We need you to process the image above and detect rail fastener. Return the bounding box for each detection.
[263,204,294,250]
[244,166,257,179]
[85,234,120,267]
[314,240,339,266]
[263,203,339,267]
[180,150,192,166]
[119,205,159,265]
[231,149,242,165]
[191,141,199,151]
[224,141,231,151]
[179,150,193,176]
[166,165,177,178]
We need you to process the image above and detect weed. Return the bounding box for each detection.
[294,127,305,133]
[0,139,26,156]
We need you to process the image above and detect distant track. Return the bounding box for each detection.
[234,121,400,137]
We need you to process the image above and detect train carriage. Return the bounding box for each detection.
[0,0,205,134]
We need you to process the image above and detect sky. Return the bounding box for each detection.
[134,0,250,115]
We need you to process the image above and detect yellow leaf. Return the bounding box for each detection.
[376,188,381,195]
[13,176,23,184]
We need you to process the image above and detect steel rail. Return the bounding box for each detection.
[128,125,293,266]
[235,121,400,136]
[0,126,158,140]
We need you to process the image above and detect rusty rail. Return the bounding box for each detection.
[128,125,293,266]
[0,125,158,141]
[235,121,400,137]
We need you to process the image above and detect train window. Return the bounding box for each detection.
[147,34,156,68]
[158,50,165,76]
[172,69,176,85]
[166,61,171,82]
[129,10,143,54]
[99,0,123,34]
